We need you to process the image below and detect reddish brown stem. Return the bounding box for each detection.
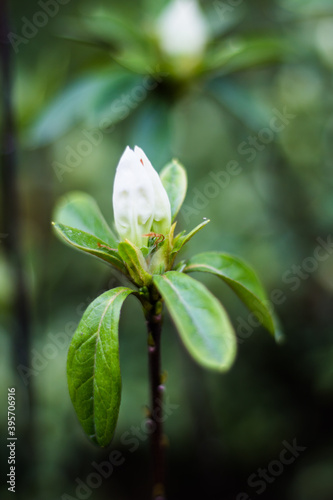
[146,304,166,500]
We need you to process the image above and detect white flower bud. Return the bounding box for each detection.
[156,0,208,59]
[113,146,171,248]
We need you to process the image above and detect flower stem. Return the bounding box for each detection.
[146,301,166,500]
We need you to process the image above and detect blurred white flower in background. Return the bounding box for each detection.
[156,0,209,60]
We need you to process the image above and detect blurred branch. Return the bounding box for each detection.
[0,0,35,456]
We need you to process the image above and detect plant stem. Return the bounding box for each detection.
[146,301,166,500]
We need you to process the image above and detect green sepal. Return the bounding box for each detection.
[172,219,210,255]
[149,223,177,275]
[149,240,169,275]
[67,287,134,447]
[153,271,237,371]
[118,240,152,286]
[160,160,188,221]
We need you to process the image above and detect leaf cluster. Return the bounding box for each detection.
[53,160,280,446]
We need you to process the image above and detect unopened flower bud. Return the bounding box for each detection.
[113,146,171,247]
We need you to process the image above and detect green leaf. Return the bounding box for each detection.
[28,71,141,146]
[172,219,210,254]
[67,287,133,447]
[203,37,291,76]
[53,223,126,273]
[184,252,276,336]
[153,272,237,371]
[160,160,188,221]
[88,73,144,129]
[58,15,159,74]
[128,99,173,166]
[72,13,149,48]
[207,2,244,39]
[207,79,272,131]
[118,241,152,286]
[53,191,117,247]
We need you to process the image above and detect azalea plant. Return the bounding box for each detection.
[53,146,279,499]
[30,0,290,151]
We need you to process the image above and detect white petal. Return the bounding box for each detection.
[134,146,171,233]
[156,0,208,58]
[113,146,154,246]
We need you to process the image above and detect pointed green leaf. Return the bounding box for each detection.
[118,241,152,286]
[203,37,291,75]
[28,72,114,146]
[28,71,141,146]
[172,219,210,254]
[67,287,133,447]
[53,223,126,273]
[184,252,276,336]
[160,160,188,221]
[53,191,117,247]
[153,272,237,371]
[67,14,150,50]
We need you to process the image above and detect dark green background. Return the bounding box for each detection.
[1,0,333,499]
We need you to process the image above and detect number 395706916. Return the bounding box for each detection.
[8,388,16,436]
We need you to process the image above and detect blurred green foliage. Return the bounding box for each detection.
[1,0,333,499]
